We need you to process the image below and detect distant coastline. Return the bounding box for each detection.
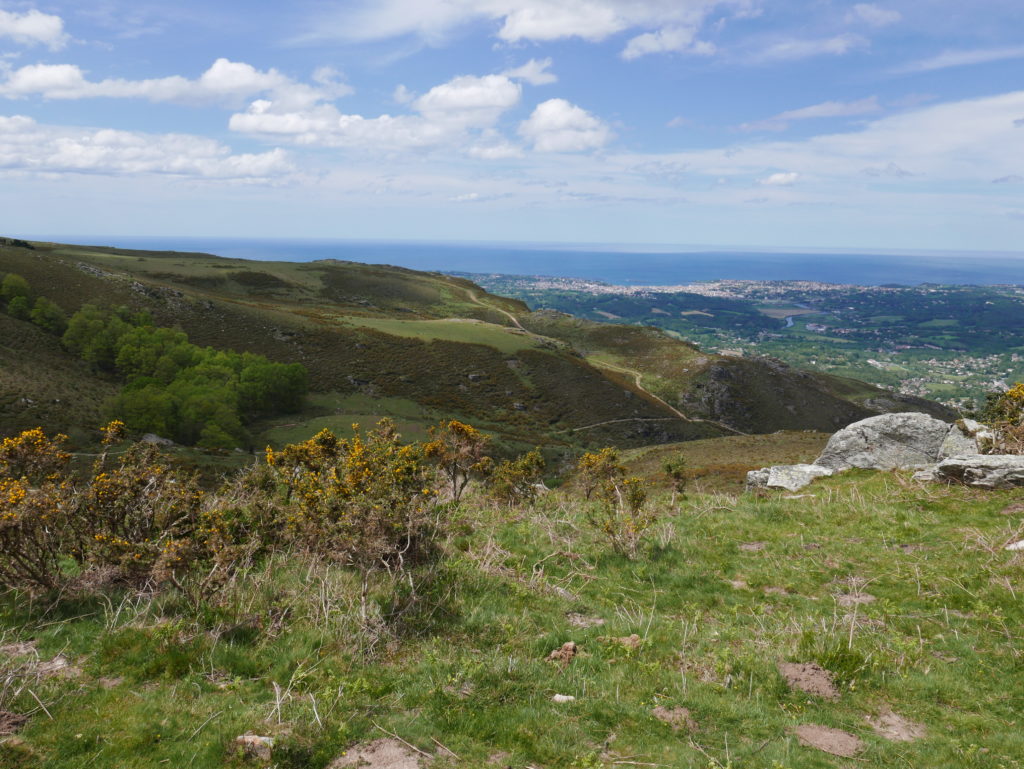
[21,235,1024,287]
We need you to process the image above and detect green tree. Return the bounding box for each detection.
[62,304,134,370]
[29,297,67,334]
[0,273,30,304]
[6,295,30,320]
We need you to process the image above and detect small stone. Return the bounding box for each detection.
[1005,540,1024,551]
[551,694,576,703]
[235,734,275,762]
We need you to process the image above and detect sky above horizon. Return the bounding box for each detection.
[0,1,1022,253]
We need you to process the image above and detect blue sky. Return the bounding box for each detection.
[0,0,1022,252]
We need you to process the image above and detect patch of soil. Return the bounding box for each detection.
[488,751,512,767]
[763,586,790,596]
[999,502,1024,516]
[778,662,840,701]
[613,634,642,650]
[866,710,926,742]
[793,724,864,757]
[566,612,604,629]
[835,592,876,607]
[0,710,28,736]
[99,676,124,689]
[739,542,767,552]
[728,579,749,589]
[547,641,578,668]
[652,706,697,732]
[329,738,428,769]
[0,642,36,658]
[37,654,81,679]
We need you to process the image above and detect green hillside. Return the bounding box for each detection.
[0,238,951,454]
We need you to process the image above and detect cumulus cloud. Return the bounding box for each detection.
[740,96,881,132]
[518,98,612,152]
[0,58,349,109]
[892,46,1024,75]
[0,9,67,50]
[845,4,901,27]
[502,58,557,86]
[0,114,292,180]
[621,26,716,60]
[231,71,527,153]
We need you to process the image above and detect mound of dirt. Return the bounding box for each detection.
[652,706,697,732]
[329,738,428,769]
[866,710,926,742]
[835,592,876,606]
[793,724,864,757]
[547,641,578,668]
[778,662,840,701]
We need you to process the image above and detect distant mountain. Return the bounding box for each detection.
[0,238,952,452]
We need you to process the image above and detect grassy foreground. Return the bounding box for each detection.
[2,471,1023,769]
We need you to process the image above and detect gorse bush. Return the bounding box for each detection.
[578,448,655,559]
[424,419,492,503]
[267,420,440,618]
[487,448,545,507]
[981,382,1024,453]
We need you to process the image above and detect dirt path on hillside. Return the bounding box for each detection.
[463,288,746,437]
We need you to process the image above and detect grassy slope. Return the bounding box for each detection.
[1,239,950,452]
[2,465,1022,769]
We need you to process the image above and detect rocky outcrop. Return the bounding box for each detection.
[912,454,1024,489]
[746,464,834,492]
[815,413,952,471]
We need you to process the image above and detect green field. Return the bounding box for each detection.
[336,317,541,354]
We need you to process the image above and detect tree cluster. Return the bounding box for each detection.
[61,305,308,449]
[0,272,68,335]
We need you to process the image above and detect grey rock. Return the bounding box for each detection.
[815,412,951,471]
[924,454,1024,489]
[235,735,274,762]
[140,433,174,446]
[746,464,833,492]
[939,418,997,458]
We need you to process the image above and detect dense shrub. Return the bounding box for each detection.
[981,382,1024,453]
[577,447,655,559]
[487,448,545,506]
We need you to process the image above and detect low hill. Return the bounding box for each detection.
[0,238,952,451]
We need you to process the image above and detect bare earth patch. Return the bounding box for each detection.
[0,642,36,658]
[999,502,1024,516]
[739,541,767,552]
[866,710,927,742]
[778,662,840,700]
[611,634,642,650]
[0,710,28,736]
[329,738,428,769]
[652,705,697,732]
[566,612,604,629]
[793,724,864,757]
[835,592,876,606]
[547,641,578,668]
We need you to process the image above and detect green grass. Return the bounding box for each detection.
[336,317,539,354]
[3,469,1023,769]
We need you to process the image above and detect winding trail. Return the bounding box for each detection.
[463,287,747,437]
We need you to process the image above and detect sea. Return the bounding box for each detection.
[46,236,1024,287]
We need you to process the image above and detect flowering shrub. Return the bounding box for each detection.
[487,449,545,507]
[0,427,71,484]
[424,420,492,503]
[577,448,655,559]
[267,420,440,617]
[575,447,625,500]
[0,475,77,590]
[981,382,1024,453]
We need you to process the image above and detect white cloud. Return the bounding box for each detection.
[755,34,868,62]
[760,171,799,186]
[0,9,67,50]
[518,98,612,152]
[621,26,716,60]
[298,0,748,50]
[893,46,1024,74]
[393,84,415,104]
[502,58,557,86]
[231,71,525,153]
[740,96,881,131]
[845,4,901,28]
[0,58,349,109]
[0,115,292,180]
